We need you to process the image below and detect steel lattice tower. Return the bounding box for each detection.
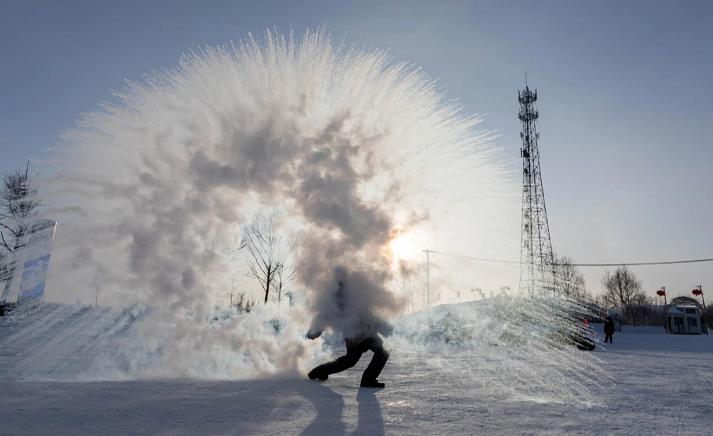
[518,83,556,297]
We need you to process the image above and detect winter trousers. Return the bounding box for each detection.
[310,336,389,383]
[604,333,613,343]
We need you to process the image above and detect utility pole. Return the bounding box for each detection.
[694,285,708,334]
[657,286,668,333]
[423,249,431,308]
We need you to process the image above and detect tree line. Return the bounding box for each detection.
[554,255,709,327]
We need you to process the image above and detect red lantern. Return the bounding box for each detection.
[692,289,702,296]
[656,290,665,297]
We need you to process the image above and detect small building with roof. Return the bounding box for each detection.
[667,305,702,334]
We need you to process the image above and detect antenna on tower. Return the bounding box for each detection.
[517,82,556,297]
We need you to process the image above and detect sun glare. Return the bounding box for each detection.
[389,232,419,263]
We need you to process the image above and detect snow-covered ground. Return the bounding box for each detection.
[1,305,712,435]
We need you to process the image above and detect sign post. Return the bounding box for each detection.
[692,285,707,334]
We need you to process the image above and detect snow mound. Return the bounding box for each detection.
[391,297,611,404]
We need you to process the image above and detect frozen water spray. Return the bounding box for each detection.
[9,29,606,403]
[32,29,502,380]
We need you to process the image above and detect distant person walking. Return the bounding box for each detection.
[604,316,615,344]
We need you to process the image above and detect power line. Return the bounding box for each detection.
[427,250,713,267]
[428,250,520,264]
[568,258,713,267]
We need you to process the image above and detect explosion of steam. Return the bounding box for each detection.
[37,30,507,378]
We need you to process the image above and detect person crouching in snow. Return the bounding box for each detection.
[604,316,615,344]
[306,267,392,388]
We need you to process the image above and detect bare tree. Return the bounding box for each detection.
[240,210,294,304]
[0,162,39,254]
[274,253,295,307]
[1,162,40,300]
[601,266,646,322]
[553,254,589,300]
[0,250,10,291]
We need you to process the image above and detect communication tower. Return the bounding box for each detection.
[518,81,556,296]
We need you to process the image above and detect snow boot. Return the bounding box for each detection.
[308,368,328,381]
[360,379,385,388]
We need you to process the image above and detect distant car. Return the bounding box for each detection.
[547,318,596,351]
[0,301,17,317]
[571,320,596,351]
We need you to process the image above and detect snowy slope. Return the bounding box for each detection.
[1,303,712,435]
[0,302,145,381]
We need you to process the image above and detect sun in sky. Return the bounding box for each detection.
[388,229,426,267]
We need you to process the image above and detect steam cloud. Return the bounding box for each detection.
[40,30,506,379]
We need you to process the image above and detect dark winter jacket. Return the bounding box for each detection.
[604,320,615,335]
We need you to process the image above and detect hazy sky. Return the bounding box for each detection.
[1,0,711,299]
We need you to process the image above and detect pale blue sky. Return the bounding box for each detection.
[1,0,711,296]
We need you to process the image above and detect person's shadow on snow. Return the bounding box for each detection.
[296,382,384,436]
[298,381,346,436]
[353,388,384,436]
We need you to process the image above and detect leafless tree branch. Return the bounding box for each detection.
[240,210,295,304]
